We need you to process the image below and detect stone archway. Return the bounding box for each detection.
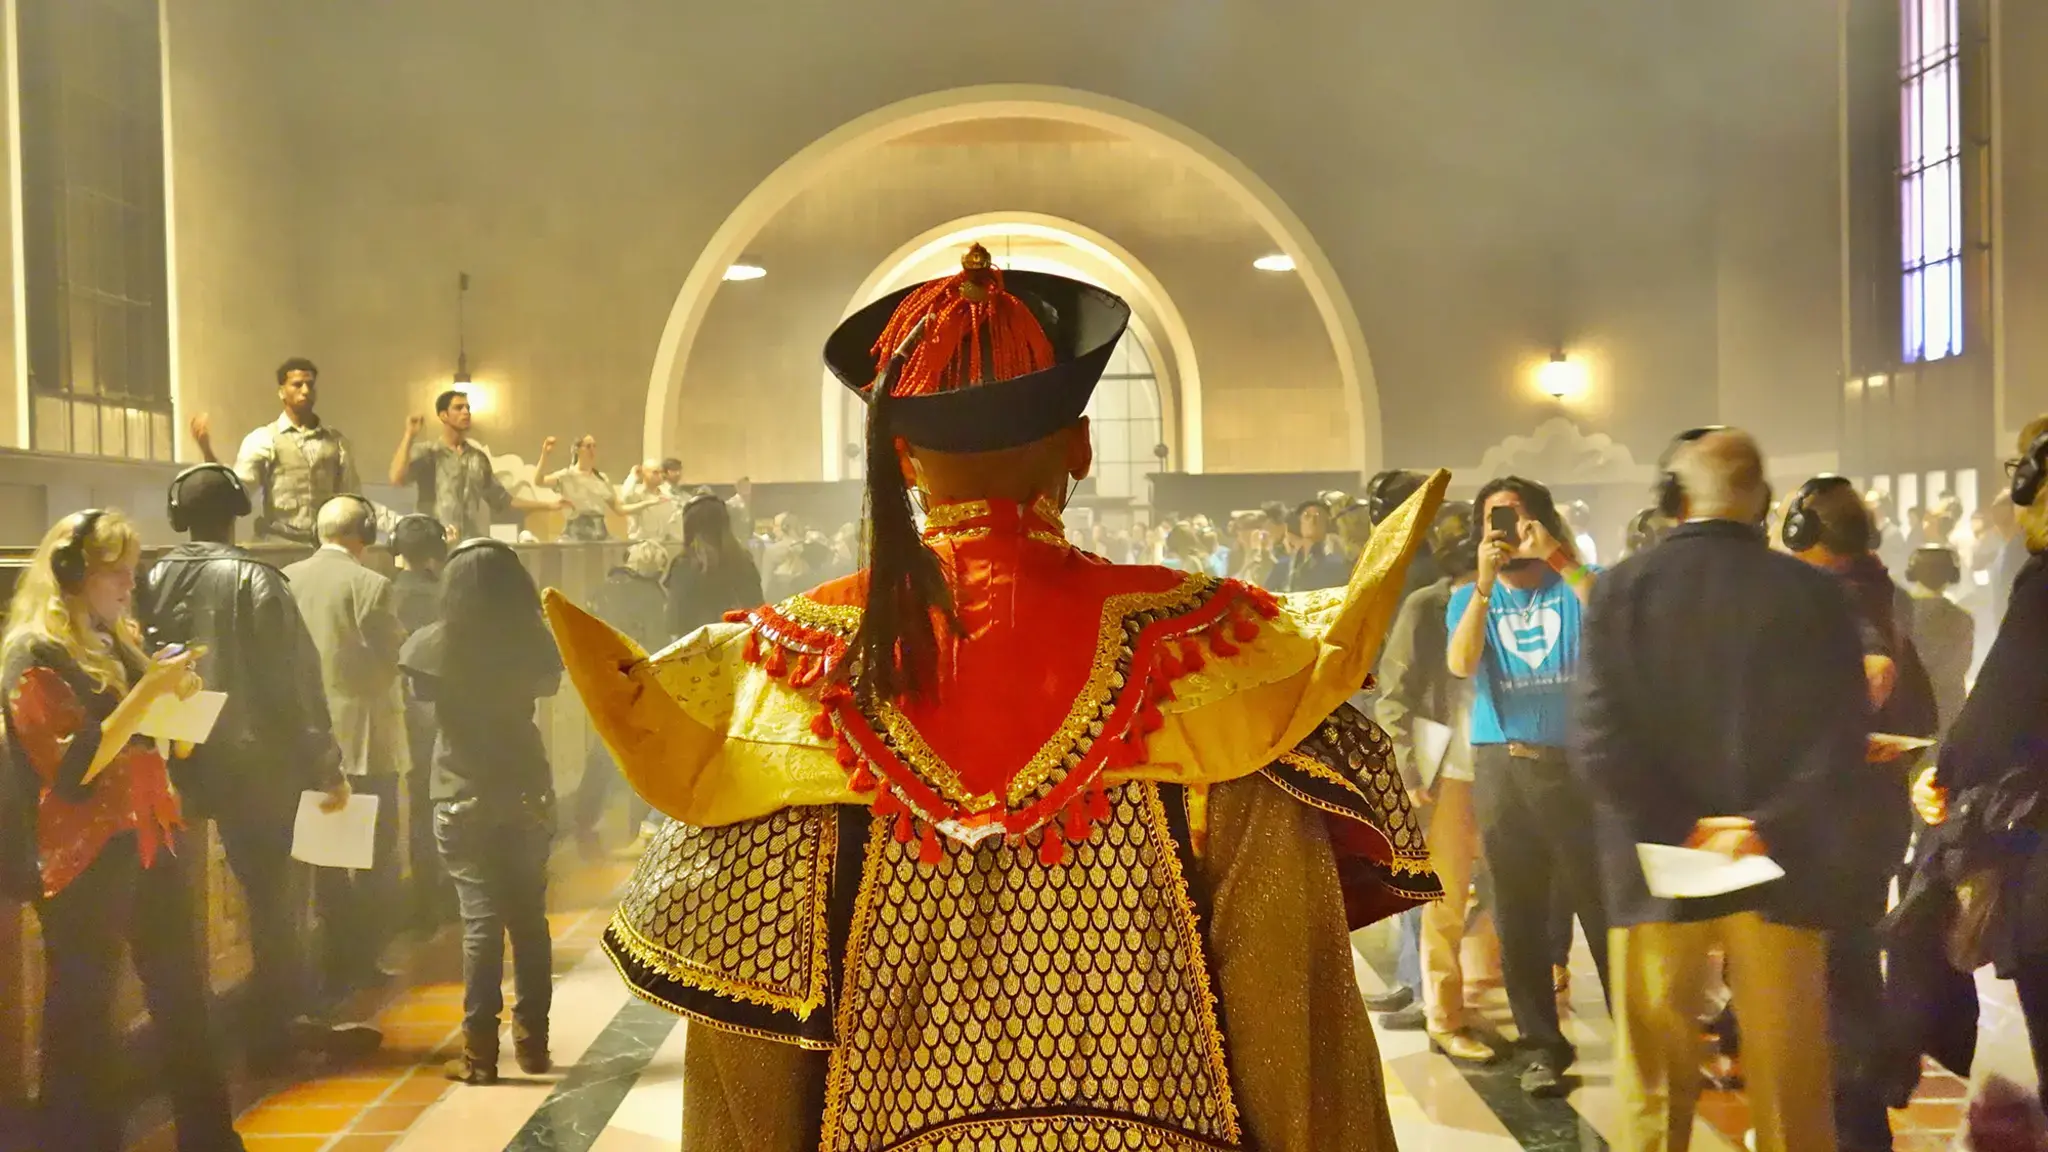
[644,84,1380,475]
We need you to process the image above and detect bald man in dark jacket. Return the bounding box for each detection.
[1573,429,1867,1152]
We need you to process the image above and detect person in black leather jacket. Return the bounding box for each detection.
[136,462,378,1071]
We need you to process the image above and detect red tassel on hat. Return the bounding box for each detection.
[918,822,943,866]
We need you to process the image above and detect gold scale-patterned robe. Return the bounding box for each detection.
[547,473,1449,1152]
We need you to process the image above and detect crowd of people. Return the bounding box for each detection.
[9,349,2048,1152]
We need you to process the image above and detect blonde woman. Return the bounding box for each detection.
[0,510,242,1152]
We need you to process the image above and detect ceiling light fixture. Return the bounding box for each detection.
[452,271,472,387]
[1537,350,1587,400]
[723,263,767,282]
[1252,253,1296,273]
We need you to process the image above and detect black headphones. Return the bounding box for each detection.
[2013,429,2048,507]
[1780,474,1855,552]
[447,536,515,564]
[318,493,380,547]
[52,509,107,591]
[166,462,252,533]
[1365,470,1421,526]
[1655,426,1725,519]
[1906,545,1963,588]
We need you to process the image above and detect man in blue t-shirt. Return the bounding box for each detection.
[1446,475,1609,1097]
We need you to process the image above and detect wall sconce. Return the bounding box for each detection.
[1537,351,1586,400]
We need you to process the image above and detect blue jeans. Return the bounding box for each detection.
[1395,905,1423,992]
[435,794,555,1043]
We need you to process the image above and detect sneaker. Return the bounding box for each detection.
[1428,1029,1497,1063]
[1520,1053,1567,1097]
[1363,985,1414,1013]
[1379,1004,1426,1031]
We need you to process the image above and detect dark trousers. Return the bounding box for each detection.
[314,773,402,998]
[2011,962,2048,1106]
[1832,794,1914,1152]
[435,794,555,1043]
[572,733,649,840]
[212,798,308,1055]
[35,836,241,1152]
[1473,744,1612,1062]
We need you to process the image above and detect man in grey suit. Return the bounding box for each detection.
[284,495,411,1000]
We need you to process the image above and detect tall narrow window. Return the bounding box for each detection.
[1083,332,1163,506]
[19,0,175,460]
[1900,0,1962,363]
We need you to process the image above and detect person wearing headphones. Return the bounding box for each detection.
[0,510,244,1151]
[283,495,411,1002]
[1918,415,2048,1106]
[136,464,377,1071]
[1781,471,1938,1150]
[1573,428,1866,1152]
[399,538,563,1084]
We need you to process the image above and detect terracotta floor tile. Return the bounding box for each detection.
[352,1103,433,1134]
[383,1074,454,1105]
[258,1077,396,1107]
[238,1137,331,1151]
[330,1136,400,1152]
[236,1104,362,1136]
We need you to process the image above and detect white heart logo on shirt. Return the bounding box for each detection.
[1495,606,1563,670]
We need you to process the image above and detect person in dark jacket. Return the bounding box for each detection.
[1905,545,1975,737]
[1783,472,1939,1151]
[1572,429,1867,1152]
[400,538,563,1085]
[1921,415,2048,1105]
[389,513,452,933]
[665,493,764,638]
[1268,499,1349,593]
[572,540,670,857]
[136,463,377,1070]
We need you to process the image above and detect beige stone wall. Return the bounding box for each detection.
[1999,0,2048,438]
[149,0,1858,488]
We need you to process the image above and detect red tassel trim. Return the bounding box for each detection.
[1245,586,1281,618]
[894,811,915,845]
[1179,638,1206,673]
[1209,629,1240,658]
[763,643,788,678]
[872,789,903,818]
[742,632,762,663]
[1063,801,1091,843]
[834,734,858,767]
[1150,672,1177,704]
[918,822,943,866]
[848,762,877,793]
[1039,824,1067,866]
[789,656,821,687]
[1136,701,1165,735]
[1088,785,1112,824]
[722,609,750,624]
[1158,651,1185,681]
[810,710,834,740]
[1231,615,1260,643]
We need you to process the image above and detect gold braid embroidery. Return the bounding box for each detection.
[922,499,992,533]
[599,943,838,1052]
[884,1114,1239,1151]
[1137,783,1244,1144]
[818,815,893,1144]
[1258,769,1438,878]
